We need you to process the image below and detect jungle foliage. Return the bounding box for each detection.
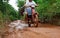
[0,0,60,26]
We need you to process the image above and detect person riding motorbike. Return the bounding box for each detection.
[24,0,38,14]
[24,0,38,27]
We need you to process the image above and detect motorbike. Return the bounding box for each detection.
[26,5,39,27]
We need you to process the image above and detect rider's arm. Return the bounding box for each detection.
[33,1,38,7]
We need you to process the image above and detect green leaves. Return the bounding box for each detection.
[17,0,24,7]
[0,0,20,21]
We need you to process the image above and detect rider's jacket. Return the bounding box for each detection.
[25,1,37,15]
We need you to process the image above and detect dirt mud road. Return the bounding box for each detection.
[0,20,60,38]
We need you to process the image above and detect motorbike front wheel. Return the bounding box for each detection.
[28,20,31,27]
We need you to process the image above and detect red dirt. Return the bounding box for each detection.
[0,23,60,38]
